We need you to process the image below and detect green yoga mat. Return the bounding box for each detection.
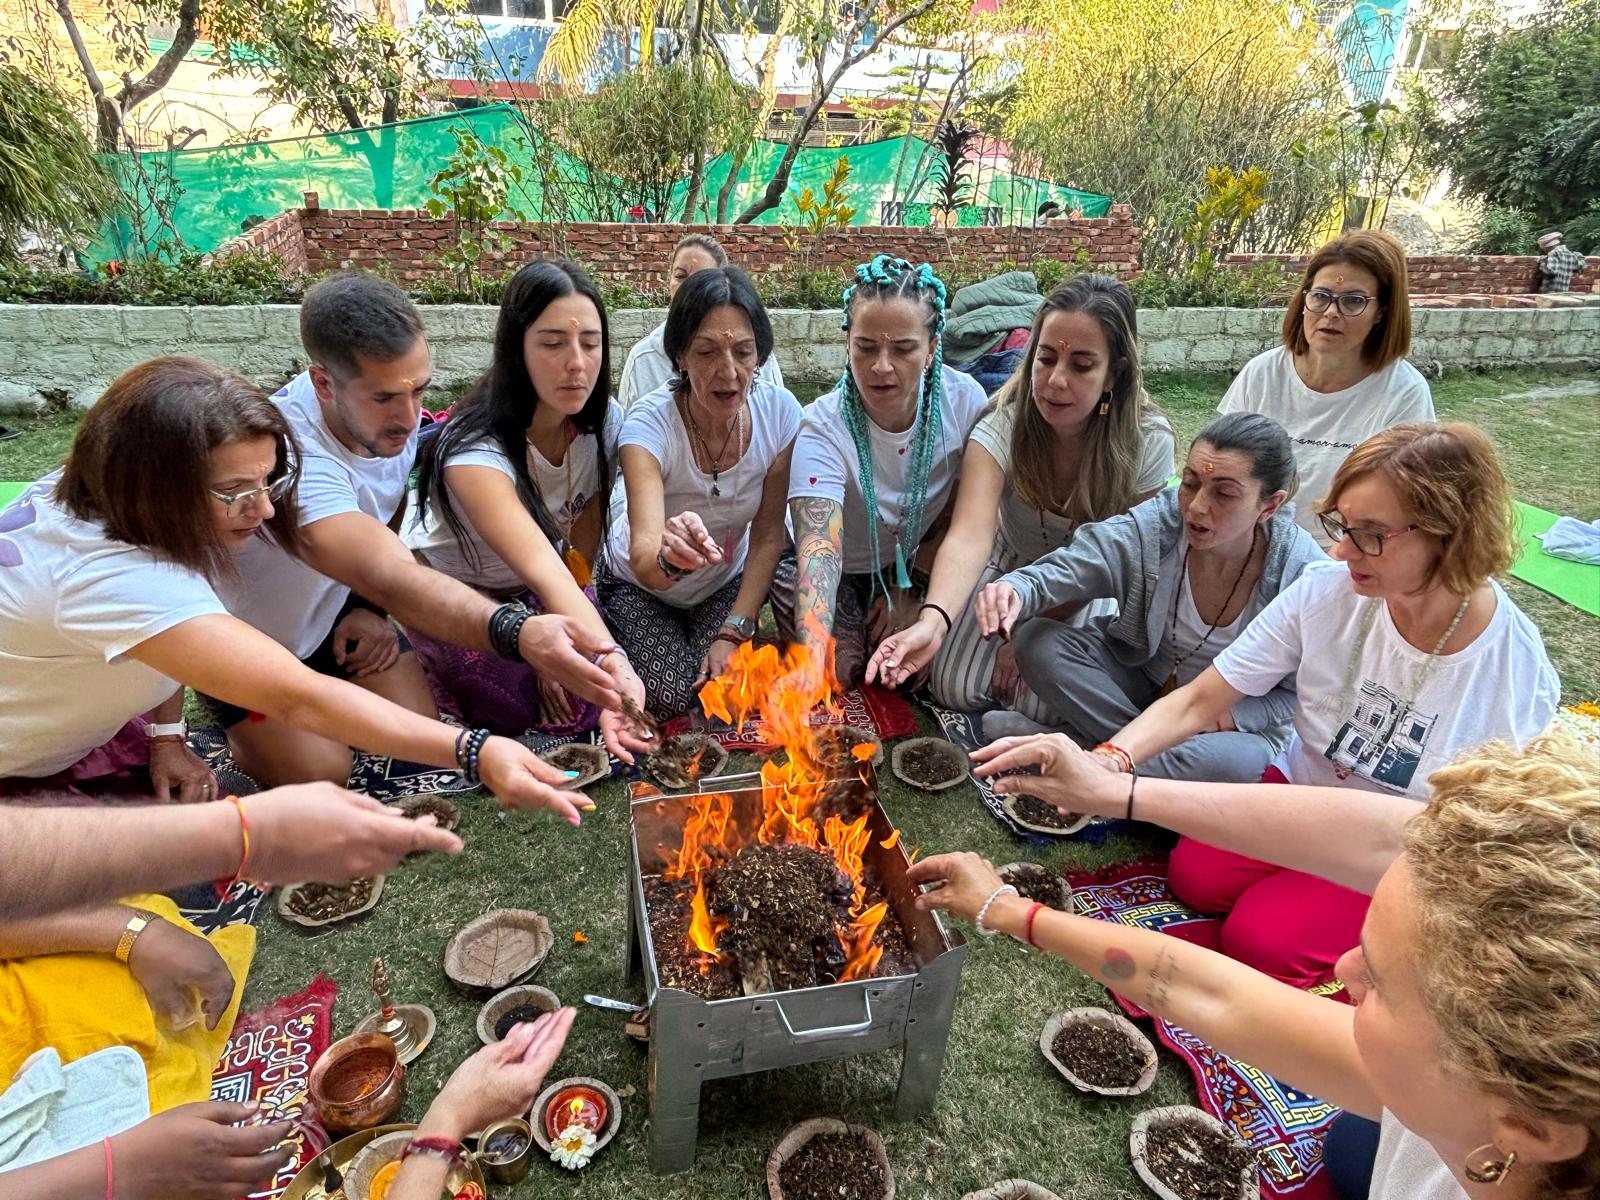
[0,481,26,510]
[1512,501,1600,617]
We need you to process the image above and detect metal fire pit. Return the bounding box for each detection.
[625,763,967,1174]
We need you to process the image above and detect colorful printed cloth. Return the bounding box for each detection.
[661,682,917,753]
[210,975,338,1199]
[1066,859,1346,1200]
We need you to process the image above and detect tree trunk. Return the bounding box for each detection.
[677,0,710,222]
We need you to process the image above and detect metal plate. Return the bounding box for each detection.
[280,1122,485,1200]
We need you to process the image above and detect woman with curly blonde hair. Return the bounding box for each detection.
[918,733,1600,1199]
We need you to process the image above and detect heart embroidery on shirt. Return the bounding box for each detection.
[898,447,907,455]
[809,476,817,484]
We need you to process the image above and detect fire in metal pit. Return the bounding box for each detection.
[625,632,966,1174]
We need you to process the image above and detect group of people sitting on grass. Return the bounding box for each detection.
[0,226,1593,1200]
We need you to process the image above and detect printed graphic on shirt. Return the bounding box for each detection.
[1325,679,1437,791]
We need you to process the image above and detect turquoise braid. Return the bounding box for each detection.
[837,255,949,607]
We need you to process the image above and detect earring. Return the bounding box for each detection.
[1463,1145,1517,1185]
[1097,392,1111,416]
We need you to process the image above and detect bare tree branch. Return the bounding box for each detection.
[734,0,939,223]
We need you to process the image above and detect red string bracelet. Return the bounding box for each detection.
[104,1136,114,1200]
[401,1136,468,1167]
[1023,901,1046,948]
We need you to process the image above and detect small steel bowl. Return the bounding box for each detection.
[308,1032,406,1134]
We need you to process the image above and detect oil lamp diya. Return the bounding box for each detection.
[543,1085,608,1137]
[353,956,435,1065]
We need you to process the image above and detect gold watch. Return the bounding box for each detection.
[114,908,158,964]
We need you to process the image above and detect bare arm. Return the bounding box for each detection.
[0,787,461,922]
[973,733,1409,895]
[1113,664,1246,763]
[790,496,845,642]
[921,444,1004,616]
[300,511,617,705]
[620,445,677,591]
[911,852,1380,1119]
[132,617,591,821]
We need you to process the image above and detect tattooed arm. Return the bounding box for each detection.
[791,496,845,643]
[908,851,1380,1119]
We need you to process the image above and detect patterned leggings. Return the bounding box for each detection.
[595,563,742,719]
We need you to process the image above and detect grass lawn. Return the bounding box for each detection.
[1,364,1595,1198]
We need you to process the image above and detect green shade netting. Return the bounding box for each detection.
[92,104,1111,262]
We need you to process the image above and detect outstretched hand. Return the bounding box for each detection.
[477,737,596,826]
[420,1007,578,1141]
[969,734,1127,816]
[246,784,463,885]
[974,581,1022,641]
[661,511,723,572]
[907,851,1007,924]
[518,614,621,710]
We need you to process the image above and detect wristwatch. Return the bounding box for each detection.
[146,721,188,740]
[719,615,756,640]
[115,909,158,964]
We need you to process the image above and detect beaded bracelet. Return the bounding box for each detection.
[455,728,491,785]
[488,602,533,661]
[974,883,1019,937]
[656,549,691,581]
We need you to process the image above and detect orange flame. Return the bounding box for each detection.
[661,624,897,985]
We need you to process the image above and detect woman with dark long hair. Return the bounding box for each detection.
[409,259,648,751]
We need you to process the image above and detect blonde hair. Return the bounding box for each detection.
[1320,421,1518,596]
[997,274,1170,525]
[1282,229,1412,367]
[1406,735,1600,1199]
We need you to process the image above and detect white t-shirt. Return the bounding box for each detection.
[618,322,785,409]
[407,402,622,593]
[1212,560,1559,796]
[1369,1111,1465,1200]
[219,372,416,659]
[968,399,1175,568]
[789,366,989,575]
[1218,347,1434,547]
[607,380,802,607]
[0,479,228,777]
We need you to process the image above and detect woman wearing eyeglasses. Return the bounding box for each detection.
[0,357,597,823]
[1068,422,1558,986]
[1219,230,1433,550]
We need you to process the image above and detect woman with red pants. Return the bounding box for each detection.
[1054,421,1557,985]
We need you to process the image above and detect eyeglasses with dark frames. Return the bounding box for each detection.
[209,472,296,517]
[1304,288,1374,317]
[1319,511,1420,555]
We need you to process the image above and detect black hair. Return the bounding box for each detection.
[299,271,425,378]
[417,259,613,566]
[1193,411,1299,499]
[662,266,774,393]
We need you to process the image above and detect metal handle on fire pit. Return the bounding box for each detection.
[772,990,875,1039]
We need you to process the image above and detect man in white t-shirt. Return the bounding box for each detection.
[210,272,632,786]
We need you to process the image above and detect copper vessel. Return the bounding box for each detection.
[308,1032,407,1133]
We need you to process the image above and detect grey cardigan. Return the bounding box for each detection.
[1002,488,1325,736]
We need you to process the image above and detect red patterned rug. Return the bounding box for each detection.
[1066,860,1346,1200]
[661,683,918,752]
[211,975,338,1198]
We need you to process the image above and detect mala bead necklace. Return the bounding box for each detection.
[1328,591,1472,771]
[1159,525,1260,695]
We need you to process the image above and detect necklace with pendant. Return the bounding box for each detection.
[1331,591,1473,745]
[1159,526,1260,695]
[683,395,743,498]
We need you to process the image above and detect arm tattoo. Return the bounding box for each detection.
[1144,945,1178,1011]
[792,498,844,642]
[1100,946,1138,982]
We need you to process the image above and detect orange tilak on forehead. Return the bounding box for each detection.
[569,317,581,329]
[1201,460,1215,474]
[1056,339,1072,355]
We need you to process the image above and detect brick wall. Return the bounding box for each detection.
[210,203,1599,299]
[213,208,308,273]
[1222,251,1596,297]
[241,203,1144,288]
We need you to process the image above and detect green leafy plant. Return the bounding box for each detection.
[425,126,527,304]
[1460,205,1540,256]
[929,120,979,217]
[0,66,117,263]
[0,251,304,305]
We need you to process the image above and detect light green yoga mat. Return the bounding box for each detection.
[1512,501,1600,617]
[0,481,26,510]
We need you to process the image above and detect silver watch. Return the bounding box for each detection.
[720,615,756,640]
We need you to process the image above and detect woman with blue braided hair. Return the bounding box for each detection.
[772,255,989,685]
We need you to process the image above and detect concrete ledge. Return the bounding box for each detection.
[1,302,1596,412]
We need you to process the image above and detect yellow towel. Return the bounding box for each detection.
[0,894,254,1113]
